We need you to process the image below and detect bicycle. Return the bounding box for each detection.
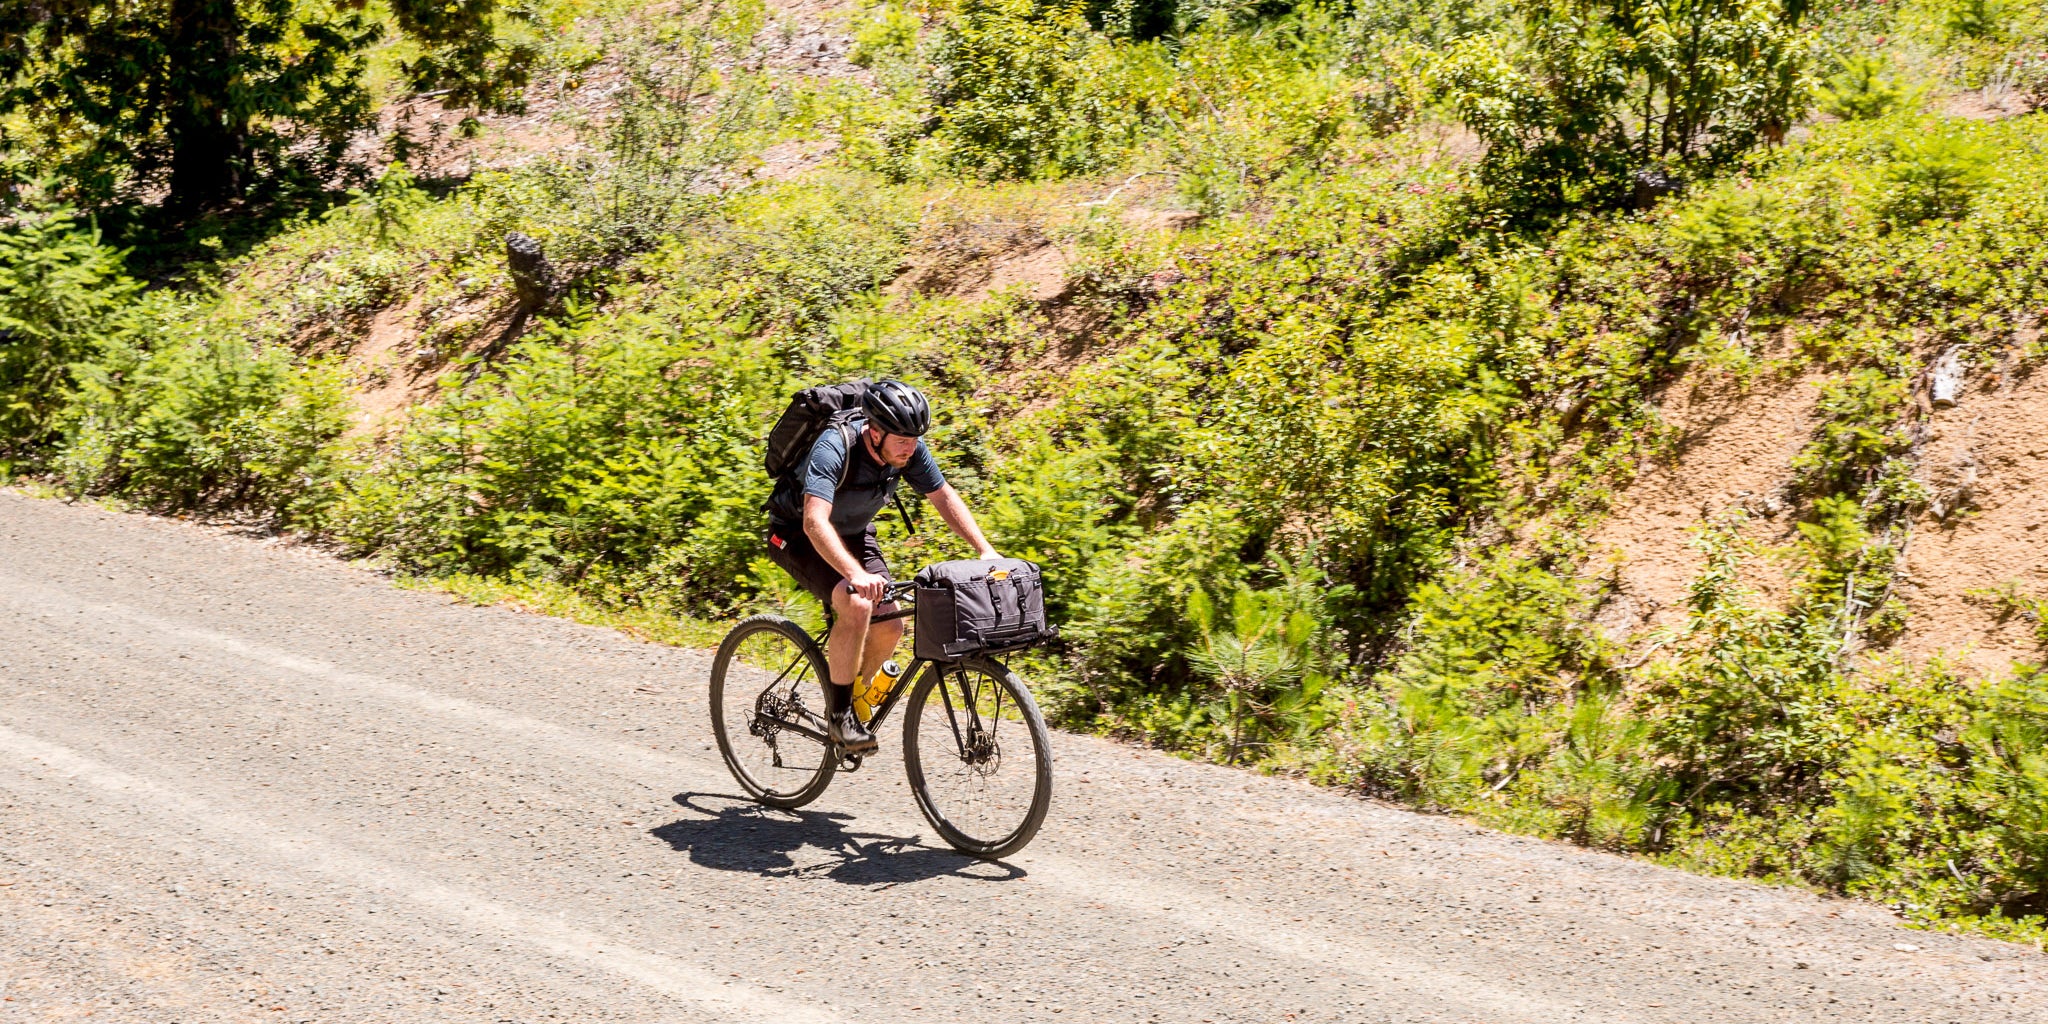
[708,580,1054,859]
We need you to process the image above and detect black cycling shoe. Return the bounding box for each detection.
[829,709,878,754]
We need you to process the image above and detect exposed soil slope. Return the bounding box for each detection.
[1592,370,1826,637]
[1895,358,2048,673]
[1593,352,2048,677]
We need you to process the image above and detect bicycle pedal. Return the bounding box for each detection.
[838,753,864,772]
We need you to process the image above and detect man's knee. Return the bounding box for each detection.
[831,586,874,624]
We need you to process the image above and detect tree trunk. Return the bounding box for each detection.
[164,0,245,210]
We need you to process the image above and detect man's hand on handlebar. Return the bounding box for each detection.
[844,570,889,602]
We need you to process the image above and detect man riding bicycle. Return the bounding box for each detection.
[763,380,1001,756]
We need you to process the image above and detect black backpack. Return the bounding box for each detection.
[763,380,921,531]
[764,380,869,485]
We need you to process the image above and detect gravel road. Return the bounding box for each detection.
[1,489,2042,1023]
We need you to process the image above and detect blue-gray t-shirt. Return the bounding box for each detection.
[768,419,946,534]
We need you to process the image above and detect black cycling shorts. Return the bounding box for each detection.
[765,522,891,608]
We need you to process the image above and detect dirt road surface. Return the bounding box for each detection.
[1,490,2042,1023]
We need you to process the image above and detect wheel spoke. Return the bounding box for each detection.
[770,649,808,692]
[905,658,1051,859]
[711,616,835,808]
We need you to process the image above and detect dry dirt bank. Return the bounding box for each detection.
[1593,355,2048,675]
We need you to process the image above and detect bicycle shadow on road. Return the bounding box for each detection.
[650,792,1027,887]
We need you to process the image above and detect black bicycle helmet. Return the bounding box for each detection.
[861,379,932,436]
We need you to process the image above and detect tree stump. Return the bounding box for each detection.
[505,232,557,312]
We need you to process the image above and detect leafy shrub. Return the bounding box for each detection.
[926,0,1158,178]
[1946,0,2005,41]
[1881,133,1992,225]
[331,311,777,604]
[0,208,141,466]
[1651,569,1835,800]
[1962,670,2048,916]
[1817,55,1913,121]
[1387,552,1614,718]
[849,3,922,67]
[56,308,350,521]
[1791,369,1911,497]
[1182,565,1342,763]
[1437,0,1814,212]
[1518,691,1666,848]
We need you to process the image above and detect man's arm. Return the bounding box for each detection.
[926,484,999,559]
[804,496,887,600]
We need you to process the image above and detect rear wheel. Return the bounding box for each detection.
[902,657,1053,859]
[709,615,836,808]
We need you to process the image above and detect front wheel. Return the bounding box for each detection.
[709,615,836,809]
[902,657,1053,859]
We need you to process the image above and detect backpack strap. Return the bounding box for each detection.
[833,420,859,490]
[892,491,919,536]
[841,417,920,536]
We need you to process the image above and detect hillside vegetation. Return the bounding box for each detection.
[6,0,2048,942]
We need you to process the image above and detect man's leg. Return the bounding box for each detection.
[856,613,906,686]
[848,526,902,689]
[761,523,876,751]
[826,584,874,689]
[825,585,880,753]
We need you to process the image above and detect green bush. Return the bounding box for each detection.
[1436,0,1814,212]
[56,305,351,521]
[926,0,1160,178]
[1881,133,1993,225]
[1946,0,2005,41]
[331,310,778,603]
[1818,56,1913,121]
[0,208,141,467]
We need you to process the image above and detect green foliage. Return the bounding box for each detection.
[1183,566,1335,763]
[908,0,1381,194]
[331,308,779,603]
[1643,522,1850,805]
[849,3,923,68]
[1791,369,1910,493]
[388,0,540,113]
[925,0,1157,178]
[1437,0,1814,211]
[0,206,140,464]
[0,0,526,208]
[1945,0,2005,41]
[578,2,780,257]
[1390,552,1614,717]
[1962,670,2048,915]
[1817,55,1912,121]
[1521,691,1666,848]
[56,305,350,520]
[1880,133,1993,226]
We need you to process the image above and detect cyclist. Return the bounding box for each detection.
[763,380,1001,755]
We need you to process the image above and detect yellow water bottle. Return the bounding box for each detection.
[853,659,904,722]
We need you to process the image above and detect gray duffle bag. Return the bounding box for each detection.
[914,558,1054,662]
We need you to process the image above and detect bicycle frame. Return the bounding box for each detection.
[859,599,926,735]
[752,587,935,751]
